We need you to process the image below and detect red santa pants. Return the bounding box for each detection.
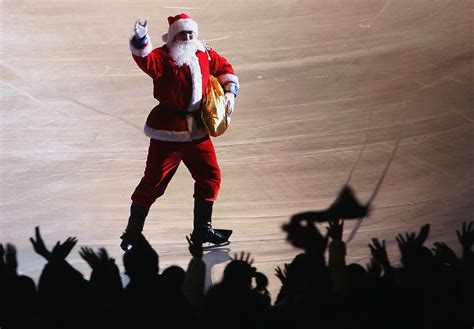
[131,135,221,207]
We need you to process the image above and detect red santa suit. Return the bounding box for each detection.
[129,15,239,207]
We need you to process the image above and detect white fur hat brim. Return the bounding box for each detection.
[162,18,198,43]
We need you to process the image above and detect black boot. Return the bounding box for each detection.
[191,199,232,245]
[120,202,149,251]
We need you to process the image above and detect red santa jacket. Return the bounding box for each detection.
[130,38,239,142]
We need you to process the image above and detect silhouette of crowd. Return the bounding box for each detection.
[1,188,473,329]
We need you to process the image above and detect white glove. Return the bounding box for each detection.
[134,19,148,39]
[225,93,235,116]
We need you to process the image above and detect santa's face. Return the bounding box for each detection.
[174,31,196,42]
[169,33,200,67]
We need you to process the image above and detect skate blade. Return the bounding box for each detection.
[202,241,231,250]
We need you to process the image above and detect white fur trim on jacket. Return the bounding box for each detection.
[144,124,207,142]
[217,74,239,88]
[129,37,153,57]
[162,18,198,43]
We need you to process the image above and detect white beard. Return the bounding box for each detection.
[168,39,204,67]
[168,39,205,114]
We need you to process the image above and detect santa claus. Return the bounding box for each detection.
[120,13,238,251]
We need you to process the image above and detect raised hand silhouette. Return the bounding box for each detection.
[396,223,430,252]
[79,246,100,269]
[51,237,77,262]
[274,263,289,285]
[0,243,18,276]
[79,246,122,293]
[368,238,391,269]
[432,242,458,266]
[396,224,433,271]
[232,251,254,266]
[29,226,52,261]
[327,219,344,241]
[456,221,473,258]
[30,226,78,265]
[415,223,430,245]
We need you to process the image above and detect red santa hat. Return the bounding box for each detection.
[161,13,199,43]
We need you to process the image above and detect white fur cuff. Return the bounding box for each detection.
[130,39,153,57]
[217,74,239,88]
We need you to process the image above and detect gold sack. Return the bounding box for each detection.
[201,75,231,137]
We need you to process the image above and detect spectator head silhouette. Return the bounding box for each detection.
[161,265,186,289]
[347,263,369,295]
[282,217,327,255]
[222,252,256,291]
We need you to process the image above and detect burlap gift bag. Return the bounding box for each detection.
[201,75,231,137]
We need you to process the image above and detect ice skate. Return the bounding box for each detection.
[192,199,232,248]
[191,227,232,248]
[120,202,149,251]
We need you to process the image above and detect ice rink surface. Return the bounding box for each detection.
[1,0,473,300]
